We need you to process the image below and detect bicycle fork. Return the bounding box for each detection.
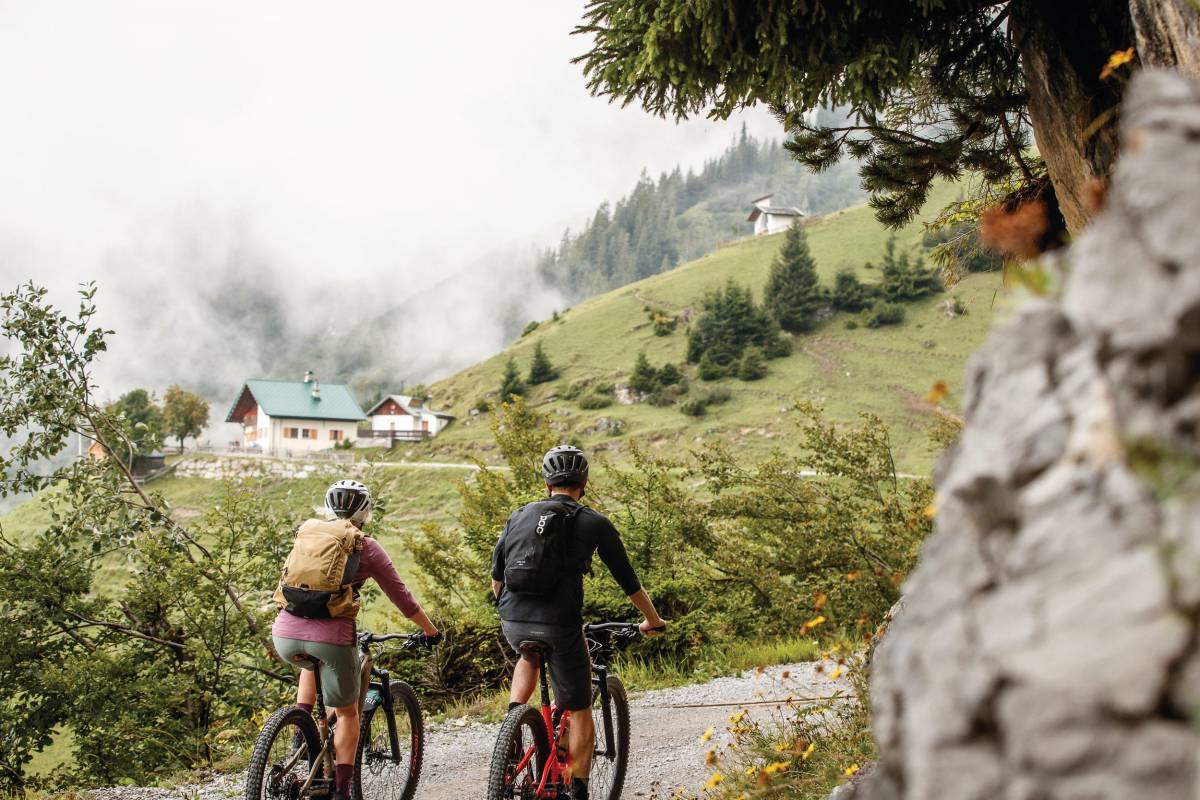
[593,665,615,758]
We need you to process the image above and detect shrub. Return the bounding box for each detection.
[647,307,679,336]
[658,362,683,386]
[578,391,613,410]
[705,387,733,406]
[832,269,873,312]
[763,332,793,359]
[736,347,767,381]
[647,383,687,407]
[521,320,540,337]
[679,397,708,416]
[866,302,907,328]
[845,319,859,330]
[698,352,725,381]
[559,380,589,401]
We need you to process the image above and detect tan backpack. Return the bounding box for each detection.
[274,518,366,620]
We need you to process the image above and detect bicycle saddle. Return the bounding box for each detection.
[517,640,549,658]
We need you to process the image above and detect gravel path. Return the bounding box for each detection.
[89,661,851,800]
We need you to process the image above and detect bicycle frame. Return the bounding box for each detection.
[510,653,616,797]
[359,640,403,761]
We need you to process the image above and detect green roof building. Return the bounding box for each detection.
[226,372,364,455]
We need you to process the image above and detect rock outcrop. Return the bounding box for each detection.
[842,70,1200,799]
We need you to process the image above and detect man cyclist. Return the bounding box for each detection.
[491,445,667,800]
[272,479,440,800]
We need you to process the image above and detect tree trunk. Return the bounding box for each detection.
[1130,0,1200,80]
[1010,0,1133,235]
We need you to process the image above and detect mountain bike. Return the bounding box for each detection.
[487,621,654,800]
[246,632,427,800]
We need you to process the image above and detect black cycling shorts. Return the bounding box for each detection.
[501,620,593,711]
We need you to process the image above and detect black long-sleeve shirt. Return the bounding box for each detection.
[491,496,641,626]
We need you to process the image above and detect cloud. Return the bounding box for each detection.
[0,1,779,407]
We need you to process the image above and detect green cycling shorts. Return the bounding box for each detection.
[273,635,361,709]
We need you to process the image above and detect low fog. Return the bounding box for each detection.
[0,1,778,409]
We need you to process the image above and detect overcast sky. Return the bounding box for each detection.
[1,1,779,313]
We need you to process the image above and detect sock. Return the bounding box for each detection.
[508,701,523,711]
[297,702,313,713]
[572,777,589,800]
[335,763,354,795]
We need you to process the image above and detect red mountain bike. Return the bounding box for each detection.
[487,622,650,800]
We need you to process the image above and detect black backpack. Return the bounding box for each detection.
[501,499,581,595]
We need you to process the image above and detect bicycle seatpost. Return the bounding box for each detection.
[539,658,552,708]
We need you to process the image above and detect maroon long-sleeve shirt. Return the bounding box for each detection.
[271,536,420,647]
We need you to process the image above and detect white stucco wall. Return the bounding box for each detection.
[765,214,798,235]
[262,417,357,455]
[372,412,418,432]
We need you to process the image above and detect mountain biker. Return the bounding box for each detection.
[491,445,667,800]
[272,479,440,800]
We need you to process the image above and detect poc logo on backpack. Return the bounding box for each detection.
[503,500,579,596]
[273,518,365,619]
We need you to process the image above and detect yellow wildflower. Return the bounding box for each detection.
[831,664,843,680]
[699,726,714,744]
[763,761,790,775]
[703,772,724,791]
[845,763,861,776]
[745,765,758,776]
[802,742,816,760]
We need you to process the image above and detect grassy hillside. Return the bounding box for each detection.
[408,182,1008,475]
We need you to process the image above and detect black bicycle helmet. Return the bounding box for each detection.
[541,445,589,486]
[325,479,372,523]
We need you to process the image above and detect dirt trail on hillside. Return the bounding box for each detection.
[88,662,851,800]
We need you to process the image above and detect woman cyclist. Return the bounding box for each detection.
[272,479,440,800]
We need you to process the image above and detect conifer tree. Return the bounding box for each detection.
[879,238,942,302]
[499,357,525,399]
[527,341,559,385]
[764,223,822,332]
[629,352,660,394]
[737,347,768,381]
[832,269,872,312]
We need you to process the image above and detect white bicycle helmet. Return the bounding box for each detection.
[325,479,372,525]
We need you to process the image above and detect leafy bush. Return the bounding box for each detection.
[845,319,859,330]
[922,222,1001,275]
[737,347,768,381]
[679,397,708,416]
[521,320,540,337]
[578,391,614,410]
[866,302,907,328]
[705,387,733,406]
[647,383,687,407]
[646,307,679,336]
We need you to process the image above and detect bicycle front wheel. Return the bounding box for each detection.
[354,681,423,800]
[487,705,551,800]
[246,706,323,800]
[590,675,630,800]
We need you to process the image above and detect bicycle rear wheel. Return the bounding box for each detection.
[354,681,423,800]
[246,706,323,800]
[590,675,630,800]
[487,705,551,800]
